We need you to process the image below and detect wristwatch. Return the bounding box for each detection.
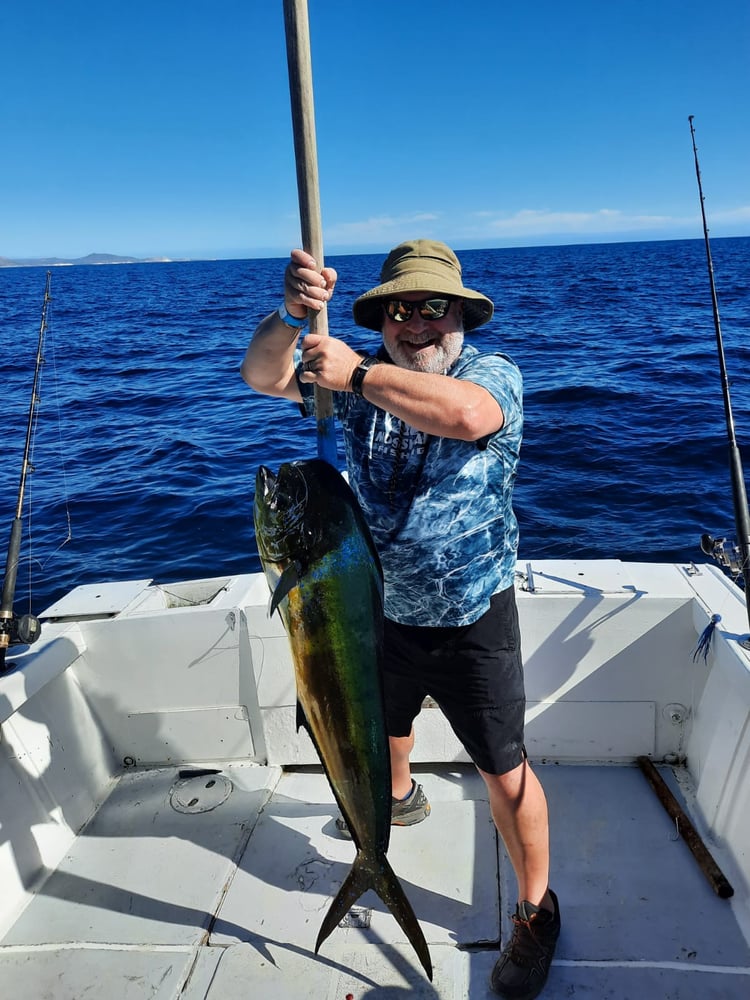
[277,302,308,329]
[351,355,381,396]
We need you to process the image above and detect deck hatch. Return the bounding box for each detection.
[170,772,233,813]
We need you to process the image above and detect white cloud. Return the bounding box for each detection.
[320,204,750,254]
[712,205,750,223]
[470,205,750,240]
[325,212,440,244]
[482,208,674,235]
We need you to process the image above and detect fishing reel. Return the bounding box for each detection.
[0,612,41,673]
[700,533,745,582]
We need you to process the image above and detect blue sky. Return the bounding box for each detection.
[2,0,748,260]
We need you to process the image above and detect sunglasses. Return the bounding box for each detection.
[384,297,455,323]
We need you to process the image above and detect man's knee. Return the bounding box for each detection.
[389,729,415,758]
[477,759,528,803]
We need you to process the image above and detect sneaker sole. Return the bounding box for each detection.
[392,802,431,826]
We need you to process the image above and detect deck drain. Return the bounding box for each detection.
[338,906,371,929]
[169,773,233,814]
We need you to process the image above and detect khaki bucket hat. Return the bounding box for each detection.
[352,239,494,332]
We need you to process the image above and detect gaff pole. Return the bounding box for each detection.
[689,115,750,637]
[283,0,337,466]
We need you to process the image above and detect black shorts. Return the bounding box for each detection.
[382,585,526,776]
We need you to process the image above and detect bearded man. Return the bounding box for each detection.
[241,240,560,1000]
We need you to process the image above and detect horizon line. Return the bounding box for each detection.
[2,231,750,268]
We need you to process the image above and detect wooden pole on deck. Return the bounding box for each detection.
[637,756,734,899]
[283,0,337,466]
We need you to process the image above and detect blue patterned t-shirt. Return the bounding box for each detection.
[296,344,523,627]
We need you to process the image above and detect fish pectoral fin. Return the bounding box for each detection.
[315,850,433,982]
[269,562,301,617]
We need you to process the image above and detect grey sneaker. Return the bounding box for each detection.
[490,889,560,999]
[392,780,431,826]
[335,780,431,838]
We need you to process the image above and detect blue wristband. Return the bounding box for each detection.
[277,303,308,329]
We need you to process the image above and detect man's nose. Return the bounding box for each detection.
[403,310,429,331]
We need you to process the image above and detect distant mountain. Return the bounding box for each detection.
[0,252,172,268]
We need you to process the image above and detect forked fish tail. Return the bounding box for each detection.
[314,848,433,981]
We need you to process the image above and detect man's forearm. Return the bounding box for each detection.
[360,364,504,441]
[240,309,304,400]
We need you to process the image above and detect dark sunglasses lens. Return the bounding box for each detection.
[386,300,414,322]
[385,298,452,322]
[421,298,451,319]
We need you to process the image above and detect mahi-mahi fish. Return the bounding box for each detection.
[253,458,432,980]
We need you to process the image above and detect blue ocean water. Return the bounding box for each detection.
[1,237,749,616]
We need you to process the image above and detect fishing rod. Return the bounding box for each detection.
[689,116,750,640]
[0,272,50,672]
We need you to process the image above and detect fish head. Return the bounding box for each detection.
[254,459,357,567]
[254,458,383,616]
[254,463,305,565]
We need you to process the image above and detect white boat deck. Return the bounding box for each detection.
[1,759,748,999]
[3,560,750,997]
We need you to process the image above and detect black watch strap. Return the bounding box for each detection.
[351,355,381,397]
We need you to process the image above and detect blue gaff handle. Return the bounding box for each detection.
[317,415,337,466]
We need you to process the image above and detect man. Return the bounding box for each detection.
[241,240,560,1000]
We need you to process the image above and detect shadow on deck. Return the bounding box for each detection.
[1,762,748,999]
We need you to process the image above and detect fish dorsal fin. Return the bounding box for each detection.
[269,561,301,617]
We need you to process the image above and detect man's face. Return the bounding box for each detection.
[381,294,465,373]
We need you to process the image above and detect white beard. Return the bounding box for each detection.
[389,330,464,373]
